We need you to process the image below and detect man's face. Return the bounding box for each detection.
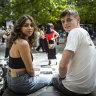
[61,15,80,33]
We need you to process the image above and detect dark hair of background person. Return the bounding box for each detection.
[9,15,37,48]
[46,23,53,34]
[38,24,44,31]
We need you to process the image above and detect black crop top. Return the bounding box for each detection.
[9,53,33,69]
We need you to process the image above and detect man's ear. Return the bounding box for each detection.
[77,17,80,23]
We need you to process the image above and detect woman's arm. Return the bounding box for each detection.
[18,40,34,76]
[54,31,59,40]
[40,30,45,39]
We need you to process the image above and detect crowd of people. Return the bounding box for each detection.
[36,23,59,65]
[0,25,13,59]
[0,8,96,96]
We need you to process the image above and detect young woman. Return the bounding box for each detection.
[7,15,52,95]
[44,23,59,65]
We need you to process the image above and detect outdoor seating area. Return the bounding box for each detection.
[0,0,96,95]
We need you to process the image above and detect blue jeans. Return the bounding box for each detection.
[52,74,90,96]
[6,70,52,94]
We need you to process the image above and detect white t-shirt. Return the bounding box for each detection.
[62,28,96,94]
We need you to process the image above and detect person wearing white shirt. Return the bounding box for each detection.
[52,8,96,96]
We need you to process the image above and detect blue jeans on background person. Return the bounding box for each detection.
[6,70,52,95]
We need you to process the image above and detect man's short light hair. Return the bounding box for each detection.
[60,8,79,18]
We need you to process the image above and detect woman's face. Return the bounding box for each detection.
[21,19,34,38]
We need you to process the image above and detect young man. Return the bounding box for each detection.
[52,8,96,96]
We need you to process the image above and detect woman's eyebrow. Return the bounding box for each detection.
[24,23,32,25]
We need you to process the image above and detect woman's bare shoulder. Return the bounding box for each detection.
[16,39,29,48]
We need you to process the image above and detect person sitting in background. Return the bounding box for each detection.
[7,15,52,95]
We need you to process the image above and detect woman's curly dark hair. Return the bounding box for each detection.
[9,15,37,48]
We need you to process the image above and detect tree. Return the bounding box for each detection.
[1,0,95,25]
[0,0,75,25]
[75,0,96,23]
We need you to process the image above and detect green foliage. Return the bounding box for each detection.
[75,0,96,23]
[0,0,96,24]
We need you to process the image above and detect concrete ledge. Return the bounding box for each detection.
[2,88,27,96]
[2,86,96,96]
[2,86,64,96]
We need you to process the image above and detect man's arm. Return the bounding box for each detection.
[59,50,74,79]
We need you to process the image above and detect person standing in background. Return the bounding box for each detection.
[36,25,45,52]
[44,23,59,65]
[3,26,13,59]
